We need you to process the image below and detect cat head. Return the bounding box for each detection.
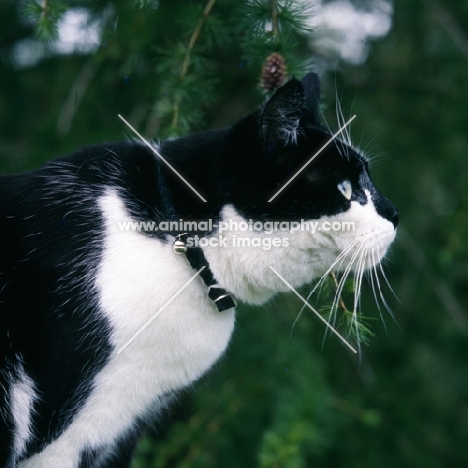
[204,72,398,306]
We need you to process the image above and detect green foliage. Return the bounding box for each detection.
[23,0,66,40]
[20,0,314,137]
[131,302,342,468]
[151,0,224,136]
[257,372,332,468]
[317,274,376,349]
[341,309,375,347]
[235,0,314,80]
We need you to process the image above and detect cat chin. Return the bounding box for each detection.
[203,202,396,305]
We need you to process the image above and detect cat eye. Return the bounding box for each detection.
[337,180,352,200]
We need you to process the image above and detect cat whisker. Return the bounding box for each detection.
[334,91,349,158]
[370,249,394,318]
[335,89,352,149]
[326,245,364,330]
[352,257,363,317]
[352,248,368,348]
[367,252,384,315]
[334,140,347,160]
[291,239,361,336]
[310,238,362,294]
[369,248,402,334]
[379,262,400,303]
[369,259,389,332]
[323,245,366,348]
[335,89,344,134]
[295,239,395,350]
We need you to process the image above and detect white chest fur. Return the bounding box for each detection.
[20,189,235,468]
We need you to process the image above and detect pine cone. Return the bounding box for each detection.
[261,53,287,90]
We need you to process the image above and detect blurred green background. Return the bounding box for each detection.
[1,0,467,467]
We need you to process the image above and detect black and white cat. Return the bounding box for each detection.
[0,72,398,467]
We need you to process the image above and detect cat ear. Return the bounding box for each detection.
[260,78,306,150]
[260,73,322,152]
[301,72,321,125]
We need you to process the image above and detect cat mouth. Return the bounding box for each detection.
[292,234,397,349]
[308,226,396,292]
[338,237,395,274]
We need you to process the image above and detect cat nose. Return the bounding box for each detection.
[388,206,399,228]
[374,194,399,228]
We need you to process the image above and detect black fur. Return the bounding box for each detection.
[0,73,398,467]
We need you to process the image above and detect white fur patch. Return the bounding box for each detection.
[11,368,35,460]
[19,188,395,467]
[19,189,235,467]
[203,192,395,304]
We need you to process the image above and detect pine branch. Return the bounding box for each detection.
[317,273,375,348]
[170,0,218,131]
[23,0,65,40]
[271,0,279,40]
[330,272,349,314]
[147,0,223,137]
[236,0,314,89]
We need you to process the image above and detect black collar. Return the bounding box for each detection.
[173,233,236,312]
